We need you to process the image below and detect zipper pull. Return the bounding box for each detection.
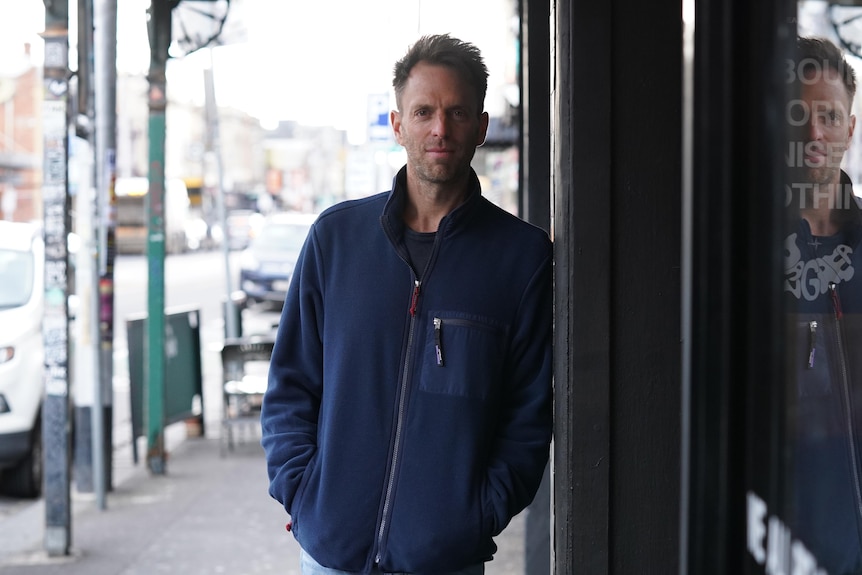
[829,282,843,320]
[808,320,817,369]
[409,280,421,317]
[434,317,444,366]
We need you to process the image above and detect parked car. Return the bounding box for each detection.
[0,221,45,498]
[239,212,316,308]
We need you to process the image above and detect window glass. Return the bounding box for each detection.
[781,4,862,573]
[0,250,34,308]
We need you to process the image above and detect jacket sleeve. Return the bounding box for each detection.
[485,248,554,534]
[260,227,324,514]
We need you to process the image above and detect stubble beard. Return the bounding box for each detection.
[803,164,842,209]
[411,148,474,188]
[415,161,465,186]
[806,164,837,183]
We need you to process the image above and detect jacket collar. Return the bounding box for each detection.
[840,170,862,245]
[797,170,862,246]
[841,169,862,211]
[380,166,483,239]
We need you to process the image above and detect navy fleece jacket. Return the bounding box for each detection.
[786,171,862,574]
[260,167,553,573]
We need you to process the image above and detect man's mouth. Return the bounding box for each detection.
[804,143,827,168]
[426,148,453,158]
[805,153,825,168]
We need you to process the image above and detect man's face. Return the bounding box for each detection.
[391,62,489,187]
[799,67,856,186]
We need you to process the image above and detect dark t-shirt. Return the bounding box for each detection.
[404,228,436,279]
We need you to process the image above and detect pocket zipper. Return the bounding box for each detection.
[433,317,444,366]
[808,320,817,369]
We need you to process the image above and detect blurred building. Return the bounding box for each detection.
[264,121,346,214]
[116,72,265,188]
[0,43,42,223]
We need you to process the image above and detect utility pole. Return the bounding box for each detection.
[41,0,73,556]
[72,0,116,512]
[145,0,172,475]
[94,0,118,505]
[203,55,238,339]
[71,0,116,512]
[72,0,98,498]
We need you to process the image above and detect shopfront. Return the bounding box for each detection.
[542,0,862,573]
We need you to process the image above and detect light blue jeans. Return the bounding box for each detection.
[300,549,485,575]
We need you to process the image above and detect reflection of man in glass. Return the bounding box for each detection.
[786,36,862,575]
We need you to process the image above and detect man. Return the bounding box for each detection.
[785,36,862,574]
[261,34,553,575]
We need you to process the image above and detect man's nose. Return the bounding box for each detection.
[807,115,824,141]
[431,111,449,137]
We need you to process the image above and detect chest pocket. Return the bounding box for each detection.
[419,312,508,401]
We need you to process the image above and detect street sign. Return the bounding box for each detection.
[367,93,392,143]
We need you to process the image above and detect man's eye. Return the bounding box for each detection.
[815,110,840,126]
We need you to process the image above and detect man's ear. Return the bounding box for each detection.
[391,110,403,144]
[849,113,857,145]
[476,111,490,147]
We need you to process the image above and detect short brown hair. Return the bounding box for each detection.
[392,34,489,114]
[796,36,857,103]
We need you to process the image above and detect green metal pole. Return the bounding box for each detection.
[145,0,171,475]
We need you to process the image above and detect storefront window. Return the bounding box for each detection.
[775,3,862,573]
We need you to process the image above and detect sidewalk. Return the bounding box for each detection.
[0,429,527,575]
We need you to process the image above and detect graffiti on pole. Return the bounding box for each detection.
[41,27,72,557]
[42,98,69,398]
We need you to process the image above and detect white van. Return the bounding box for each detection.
[0,221,45,497]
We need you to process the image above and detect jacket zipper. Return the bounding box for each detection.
[375,279,421,565]
[828,282,862,542]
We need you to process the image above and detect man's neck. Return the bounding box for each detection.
[801,176,844,237]
[802,208,839,237]
[403,174,470,233]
